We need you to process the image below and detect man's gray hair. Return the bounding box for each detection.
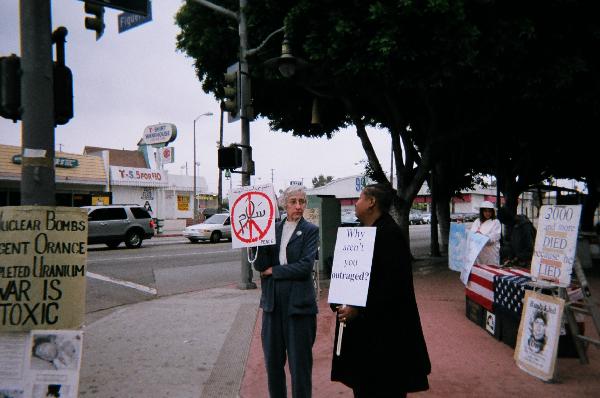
[278,185,307,207]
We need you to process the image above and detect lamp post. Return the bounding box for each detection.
[193,112,213,222]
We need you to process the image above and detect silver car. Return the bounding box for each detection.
[83,204,155,249]
[183,213,232,243]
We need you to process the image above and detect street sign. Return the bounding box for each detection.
[142,123,177,145]
[229,184,276,248]
[79,0,150,16]
[118,5,152,33]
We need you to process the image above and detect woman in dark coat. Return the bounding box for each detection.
[331,183,431,397]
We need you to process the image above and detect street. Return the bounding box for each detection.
[83,224,442,323]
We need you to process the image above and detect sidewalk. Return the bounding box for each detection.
[78,258,600,397]
[241,260,600,397]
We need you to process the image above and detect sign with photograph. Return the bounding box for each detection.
[514,290,565,381]
[0,330,83,397]
[0,207,87,332]
[531,205,581,286]
[328,227,376,307]
[229,184,277,248]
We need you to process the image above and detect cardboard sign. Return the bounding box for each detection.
[229,184,277,248]
[327,227,376,307]
[0,207,87,332]
[514,290,564,381]
[531,205,581,286]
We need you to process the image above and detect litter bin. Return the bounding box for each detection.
[154,218,165,235]
[306,195,340,280]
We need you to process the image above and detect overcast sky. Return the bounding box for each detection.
[0,0,392,194]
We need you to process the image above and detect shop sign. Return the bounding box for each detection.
[177,195,189,211]
[142,123,177,145]
[110,166,167,186]
[12,155,79,168]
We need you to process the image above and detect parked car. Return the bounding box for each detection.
[82,204,155,249]
[422,212,432,224]
[409,211,425,225]
[183,213,232,243]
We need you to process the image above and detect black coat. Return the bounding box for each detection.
[331,213,431,393]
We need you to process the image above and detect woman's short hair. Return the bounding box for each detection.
[362,183,393,213]
[278,185,307,207]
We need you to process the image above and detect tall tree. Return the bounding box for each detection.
[312,175,334,188]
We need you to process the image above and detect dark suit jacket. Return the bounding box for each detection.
[254,217,319,315]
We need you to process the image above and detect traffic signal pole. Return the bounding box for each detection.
[19,0,56,205]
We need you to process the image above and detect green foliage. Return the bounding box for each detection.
[311,174,334,188]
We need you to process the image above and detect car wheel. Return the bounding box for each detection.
[210,231,221,243]
[188,238,199,243]
[106,241,120,249]
[125,230,143,248]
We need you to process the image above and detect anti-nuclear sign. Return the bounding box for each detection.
[328,227,376,307]
[229,184,277,248]
[531,205,581,286]
[0,207,87,332]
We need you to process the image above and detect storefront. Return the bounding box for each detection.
[0,144,108,206]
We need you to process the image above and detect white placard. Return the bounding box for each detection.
[327,227,377,307]
[514,291,564,381]
[229,184,277,248]
[531,205,581,286]
[459,231,490,285]
[0,330,83,397]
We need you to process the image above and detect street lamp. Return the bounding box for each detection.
[193,112,213,222]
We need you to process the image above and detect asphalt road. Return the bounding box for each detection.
[83,223,451,322]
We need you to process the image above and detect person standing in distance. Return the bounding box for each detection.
[470,201,501,266]
[254,185,319,398]
[331,183,431,397]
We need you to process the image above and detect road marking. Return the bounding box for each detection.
[87,272,157,295]
[86,249,234,263]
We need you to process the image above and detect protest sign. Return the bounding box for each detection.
[514,290,564,381]
[0,329,83,397]
[328,227,376,307]
[449,223,467,272]
[459,231,490,285]
[531,205,581,286]
[0,207,87,332]
[229,184,277,248]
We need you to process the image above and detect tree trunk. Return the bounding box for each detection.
[581,176,600,233]
[429,174,441,257]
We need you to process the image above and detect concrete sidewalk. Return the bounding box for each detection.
[79,258,600,397]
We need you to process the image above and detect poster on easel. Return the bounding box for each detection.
[531,205,581,287]
[514,290,565,381]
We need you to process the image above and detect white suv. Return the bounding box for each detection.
[82,204,155,249]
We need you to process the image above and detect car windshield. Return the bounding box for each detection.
[204,214,228,224]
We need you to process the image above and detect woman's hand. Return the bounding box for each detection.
[336,305,359,323]
[260,267,272,278]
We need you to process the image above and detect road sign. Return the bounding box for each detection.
[80,0,150,16]
[118,5,152,33]
[230,184,276,248]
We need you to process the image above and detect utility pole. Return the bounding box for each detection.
[217,108,224,212]
[20,0,55,205]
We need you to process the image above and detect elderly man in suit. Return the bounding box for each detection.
[254,185,319,398]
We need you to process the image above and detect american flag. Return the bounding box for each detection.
[465,264,530,311]
[493,275,532,315]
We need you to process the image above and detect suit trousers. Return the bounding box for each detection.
[261,283,316,398]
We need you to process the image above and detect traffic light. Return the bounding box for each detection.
[218,146,243,170]
[221,70,239,118]
[84,2,105,40]
[54,64,73,125]
[0,54,21,122]
[0,55,74,125]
